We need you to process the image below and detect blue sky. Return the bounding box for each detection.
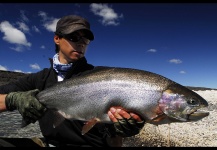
[0,3,217,89]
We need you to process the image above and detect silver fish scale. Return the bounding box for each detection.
[26,66,208,130]
[37,67,173,123]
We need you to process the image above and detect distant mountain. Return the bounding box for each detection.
[0,70,28,86]
[0,70,216,91]
[185,86,217,91]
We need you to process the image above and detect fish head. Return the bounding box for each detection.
[158,84,209,123]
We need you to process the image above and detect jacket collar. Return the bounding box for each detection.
[48,56,94,80]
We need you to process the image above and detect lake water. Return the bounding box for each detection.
[0,111,42,138]
[0,111,133,147]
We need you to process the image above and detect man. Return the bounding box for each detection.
[0,14,145,147]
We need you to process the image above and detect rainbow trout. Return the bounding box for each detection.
[35,66,209,135]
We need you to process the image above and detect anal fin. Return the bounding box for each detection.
[81,118,100,135]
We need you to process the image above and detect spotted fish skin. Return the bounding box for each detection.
[34,66,209,130]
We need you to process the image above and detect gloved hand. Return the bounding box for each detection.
[108,107,145,137]
[5,89,46,124]
[113,117,145,137]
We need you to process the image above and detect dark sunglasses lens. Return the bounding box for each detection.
[69,35,80,42]
[65,34,90,45]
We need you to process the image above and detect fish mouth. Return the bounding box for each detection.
[187,110,209,121]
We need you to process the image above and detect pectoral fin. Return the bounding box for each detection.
[81,118,100,135]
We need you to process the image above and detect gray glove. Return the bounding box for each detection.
[5,89,46,124]
[113,117,145,137]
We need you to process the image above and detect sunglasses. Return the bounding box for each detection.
[63,33,90,45]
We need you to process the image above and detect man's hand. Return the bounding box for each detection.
[5,89,46,124]
[108,107,145,137]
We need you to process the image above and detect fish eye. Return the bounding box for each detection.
[187,98,198,105]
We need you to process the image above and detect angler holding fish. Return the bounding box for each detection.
[0,14,145,147]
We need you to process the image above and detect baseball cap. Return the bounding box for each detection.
[55,15,94,41]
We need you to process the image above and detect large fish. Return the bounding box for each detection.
[35,66,209,135]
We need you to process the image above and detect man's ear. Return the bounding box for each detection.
[54,35,60,45]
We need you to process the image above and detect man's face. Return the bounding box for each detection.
[54,30,90,64]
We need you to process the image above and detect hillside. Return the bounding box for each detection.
[0,70,28,86]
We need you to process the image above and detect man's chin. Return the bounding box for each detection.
[69,55,84,62]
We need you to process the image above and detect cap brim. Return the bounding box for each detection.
[62,25,94,41]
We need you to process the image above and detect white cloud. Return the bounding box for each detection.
[43,18,59,32]
[147,49,157,52]
[30,63,40,70]
[180,70,186,74]
[10,45,25,52]
[0,21,31,51]
[17,21,29,33]
[38,11,48,20]
[40,45,45,49]
[38,11,59,32]
[0,65,7,71]
[169,59,182,64]
[14,69,22,73]
[90,3,123,26]
[32,25,40,33]
[20,10,29,22]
